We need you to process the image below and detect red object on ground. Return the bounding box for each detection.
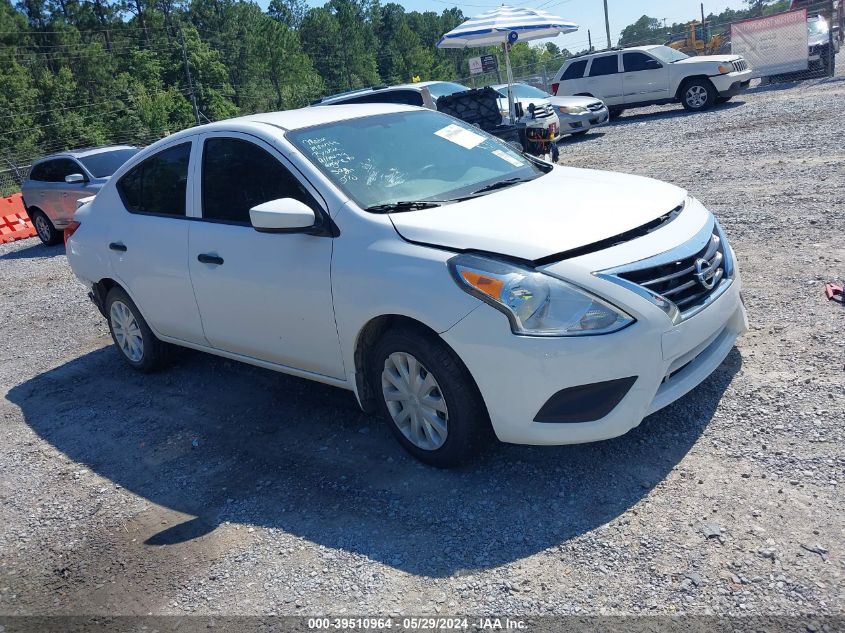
[0,193,36,244]
[825,283,843,303]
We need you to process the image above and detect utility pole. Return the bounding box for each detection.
[603,0,611,49]
[588,29,592,52]
[178,28,201,127]
[701,3,706,26]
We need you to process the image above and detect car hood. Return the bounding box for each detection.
[548,95,604,108]
[674,54,741,64]
[808,33,829,46]
[388,166,687,262]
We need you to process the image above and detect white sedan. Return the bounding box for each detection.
[492,83,610,137]
[66,103,747,467]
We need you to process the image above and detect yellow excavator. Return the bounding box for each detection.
[666,20,731,56]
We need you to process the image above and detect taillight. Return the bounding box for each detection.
[64,220,80,245]
[551,82,559,95]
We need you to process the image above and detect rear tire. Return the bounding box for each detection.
[370,326,490,468]
[608,108,625,120]
[105,287,170,372]
[29,209,62,246]
[681,78,717,111]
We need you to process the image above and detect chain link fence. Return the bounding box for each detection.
[0,160,30,198]
[457,57,569,94]
[729,0,839,84]
[456,1,841,92]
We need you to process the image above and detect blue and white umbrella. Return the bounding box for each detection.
[437,5,578,49]
[437,5,578,122]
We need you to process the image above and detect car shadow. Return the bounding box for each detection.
[0,240,63,259]
[611,101,745,126]
[6,343,742,577]
[559,131,607,144]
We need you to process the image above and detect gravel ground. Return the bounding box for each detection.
[1,63,843,621]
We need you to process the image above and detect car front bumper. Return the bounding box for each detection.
[557,107,610,136]
[710,69,753,97]
[441,267,747,445]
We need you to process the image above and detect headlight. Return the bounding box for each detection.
[717,64,733,74]
[558,105,588,114]
[448,254,634,337]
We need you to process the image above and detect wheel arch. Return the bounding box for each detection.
[91,277,121,318]
[352,314,484,417]
[675,75,715,101]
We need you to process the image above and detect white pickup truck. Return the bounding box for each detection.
[551,45,752,116]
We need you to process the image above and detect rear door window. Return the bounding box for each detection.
[588,55,620,77]
[49,159,81,182]
[28,162,51,182]
[116,143,191,217]
[561,59,588,80]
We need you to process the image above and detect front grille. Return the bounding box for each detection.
[618,231,727,314]
[732,59,748,72]
[531,104,556,119]
[587,101,604,112]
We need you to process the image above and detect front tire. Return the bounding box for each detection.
[681,78,717,111]
[29,209,62,245]
[105,287,169,372]
[608,108,625,120]
[371,326,490,467]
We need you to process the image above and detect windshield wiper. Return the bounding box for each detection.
[365,200,445,213]
[470,177,533,196]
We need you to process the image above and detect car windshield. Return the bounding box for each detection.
[426,82,469,99]
[495,84,549,99]
[79,148,139,178]
[648,46,689,64]
[808,18,829,35]
[288,110,544,210]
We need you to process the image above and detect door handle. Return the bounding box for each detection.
[109,242,127,252]
[197,253,224,265]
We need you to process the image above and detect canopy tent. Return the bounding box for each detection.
[437,5,578,122]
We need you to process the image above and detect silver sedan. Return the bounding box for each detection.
[492,83,610,138]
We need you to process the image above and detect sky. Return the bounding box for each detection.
[258,0,751,48]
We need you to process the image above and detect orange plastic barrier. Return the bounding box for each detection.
[0,193,36,244]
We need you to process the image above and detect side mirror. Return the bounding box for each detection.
[65,173,86,184]
[249,198,316,233]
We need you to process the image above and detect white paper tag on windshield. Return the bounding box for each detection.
[435,124,485,149]
[492,149,525,167]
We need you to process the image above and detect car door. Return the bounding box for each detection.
[32,160,65,224]
[622,52,670,103]
[583,54,623,105]
[187,132,344,380]
[108,139,207,345]
[55,158,92,218]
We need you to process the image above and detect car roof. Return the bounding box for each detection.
[564,45,659,63]
[139,103,420,153]
[315,80,464,104]
[36,145,138,162]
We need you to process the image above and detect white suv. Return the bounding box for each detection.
[552,45,752,115]
[66,104,747,467]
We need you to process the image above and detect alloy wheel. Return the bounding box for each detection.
[686,85,709,109]
[381,351,449,451]
[110,300,144,362]
[34,214,51,242]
